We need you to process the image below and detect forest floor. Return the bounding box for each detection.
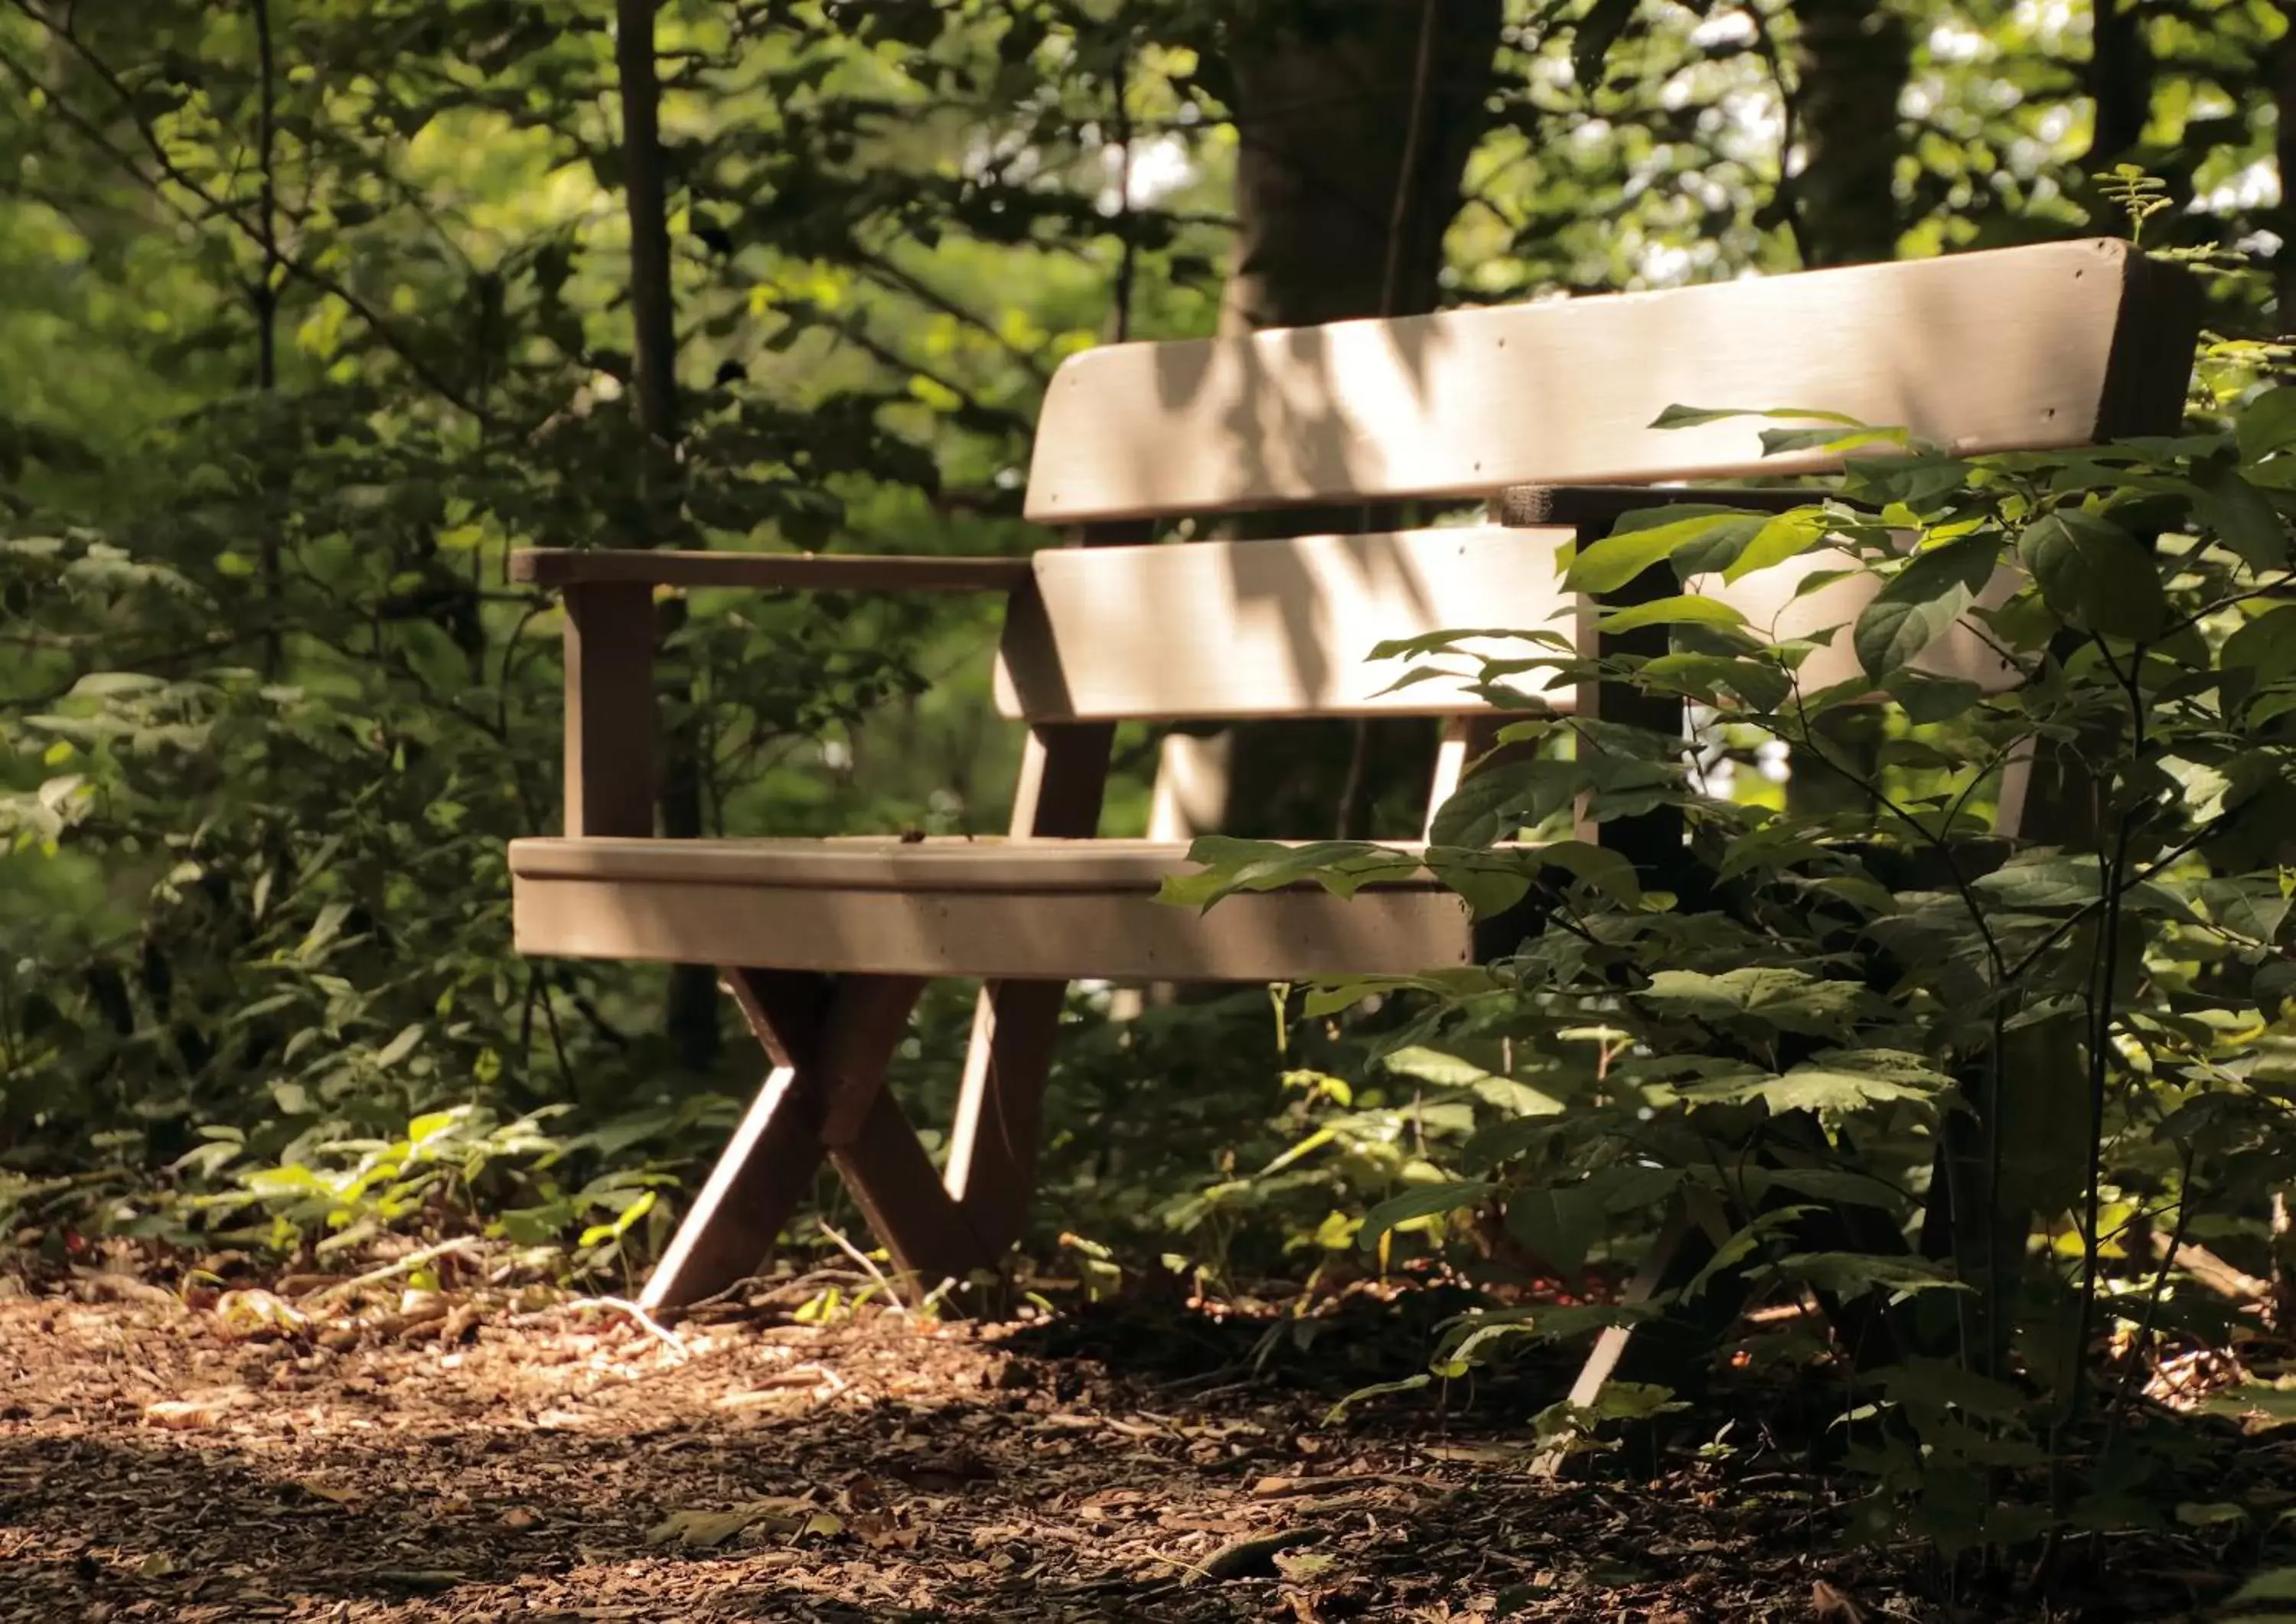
[0,1247,2271,1624]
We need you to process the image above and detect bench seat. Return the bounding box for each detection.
[509,836,1479,981]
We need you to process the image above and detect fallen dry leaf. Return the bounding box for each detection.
[647,1497,815,1551]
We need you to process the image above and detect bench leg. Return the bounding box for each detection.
[943,979,1068,1256]
[640,967,990,1310]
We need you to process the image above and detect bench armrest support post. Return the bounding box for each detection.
[564,581,657,838]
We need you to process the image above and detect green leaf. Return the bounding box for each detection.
[2224,605,2296,688]
[1720,511,1828,583]
[1637,651,1794,711]
[1758,425,1909,458]
[1649,404,1863,430]
[1875,1358,2029,1422]
[1883,671,1981,725]
[1761,1167,1907,1209]
[373,1023,423,1070]
[1770,1252,1969,1303]
[1640,967,1872,1038]
[1323,1373,1430,1423]
[1595,594,1747,634]
[1161,837,1419,910]
[1534,839,1644,907]
[2193,467,2290,570]
[2017,509,2166,639]
[1564,510,1766,592]
[1505,1181,1613,1277]
[2230,1567,2296,1606]
[1358,1180,1497,1251]
[2236,386,2296,461]
[1421,849,1531,918]
[1853,537,1999,681]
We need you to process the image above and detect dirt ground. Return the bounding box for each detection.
[0,1254,2258,1623]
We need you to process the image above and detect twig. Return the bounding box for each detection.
[818,1221,906,1313]
[300,1237,480,1311]
[568,1293,690,1358]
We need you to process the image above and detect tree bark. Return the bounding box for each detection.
[615,0,719,1070]
[1788,0,1910,269]
[2274,3,2296,322]
[2087,0,2154,166]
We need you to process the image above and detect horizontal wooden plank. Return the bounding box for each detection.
[512,549,1034,592]
[510,838,1475,981]
[993,526,1576,722]
[1023,239,2180,523]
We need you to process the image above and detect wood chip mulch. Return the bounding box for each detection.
[0,1261,2249,1622]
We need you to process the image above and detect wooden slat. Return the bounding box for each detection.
[515,549,1033,593]
[511,863,1475,982]
[563,582,656,837]
[1023,240,2167,523]
[993,526,1574,722]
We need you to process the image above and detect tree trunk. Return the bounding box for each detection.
[2274,3,2296,322]
[615,0,719,1071]
[2088,0,2154,166]
[1772,0,1912,824]
[1169,0,1505,843]
[1789,0,1910,269]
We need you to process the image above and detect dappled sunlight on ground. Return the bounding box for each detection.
[0,1256,2274,1622]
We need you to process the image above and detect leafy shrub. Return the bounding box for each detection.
[1173,373,2296,1551]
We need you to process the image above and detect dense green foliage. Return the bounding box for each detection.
[6,2,2296,1567]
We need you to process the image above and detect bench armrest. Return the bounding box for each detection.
[512,549,1034,593]
[540,551,1035,840]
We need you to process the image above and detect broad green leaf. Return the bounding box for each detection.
[1419,848,1530,917]
[1761,1167,1907,1208]
[1432,1304,1648,1375]
[1564,510,1768,592]
[1504,1181,1611,1277]
[2229,1570,2296,1610]
[1853,537,1999,681]
[1641,967,1872,1038]
[1720,511,1828,582]
[1358,1179,1497,1251]
[1595,594,1747,634]
[1534,839,1644,907]
[1883,670,1981,725]
[2017,509,2165,639]
[1636,651,1794,712]
[2236,386,2296,461]
[2193,466,2291,571]
[2224,605,2296,687]
[1875,1358,2028,1422]
[1770,1251,1968,1303]
[1758,425,1909,458]
[1161,837,1418,910]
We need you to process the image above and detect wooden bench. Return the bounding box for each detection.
[507,236,2197,1314]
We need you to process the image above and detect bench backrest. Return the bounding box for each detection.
[994,238,2197,723]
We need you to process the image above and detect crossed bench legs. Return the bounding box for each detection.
[638,969,1068,1312]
